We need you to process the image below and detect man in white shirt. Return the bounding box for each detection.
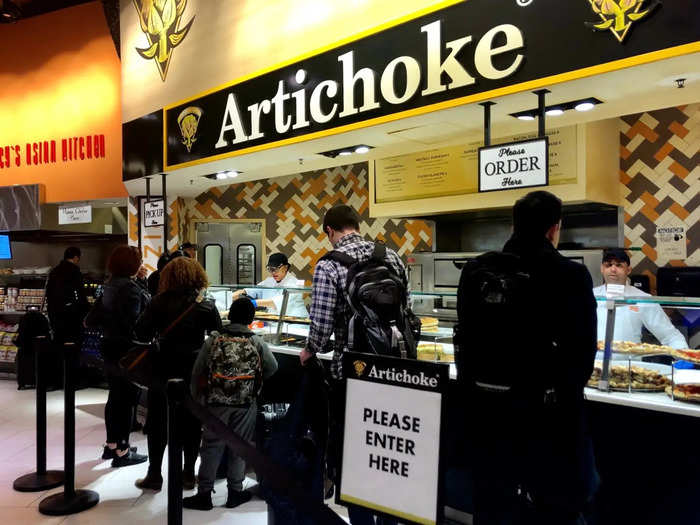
[593,248,687,349]
[233,253,308,318]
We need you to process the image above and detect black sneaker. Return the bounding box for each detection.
[102,445,137,460]
[111,449,148,468]
[183,490,213,511]
[225,489,252,509]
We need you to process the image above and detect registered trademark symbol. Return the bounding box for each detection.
[516,0,533,6]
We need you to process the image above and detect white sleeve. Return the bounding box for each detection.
[270,293,284,313]
[641,303,687,349]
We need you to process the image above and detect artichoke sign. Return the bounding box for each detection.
[134,0,195,81]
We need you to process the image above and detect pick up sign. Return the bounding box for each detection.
[478,137,549,192]
[143,200,165,227]
[339,352,447,525]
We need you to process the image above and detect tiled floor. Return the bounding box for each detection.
[0,379,349,523]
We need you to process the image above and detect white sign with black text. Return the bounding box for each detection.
[58,204,92,225]
[478,137,549,192]
[143,200,165,227]
[339,354,446,525]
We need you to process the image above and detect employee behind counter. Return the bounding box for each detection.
[232,252,309,318]
[594,248,687,349]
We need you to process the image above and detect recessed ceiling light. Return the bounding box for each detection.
[546,108,564,116]
[227,171,239,178]
[215,172,228,180]
[354,146,370,154]
[575,102,595,112]
[517,114,535,121]
[338,150,352,156]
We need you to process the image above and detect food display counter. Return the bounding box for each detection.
[209,283,700,523]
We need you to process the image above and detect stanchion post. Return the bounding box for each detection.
[38,342,99,516]
[13,336,64,492]
[167,379,185,525]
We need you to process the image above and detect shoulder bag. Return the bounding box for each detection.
[119,292,202,388]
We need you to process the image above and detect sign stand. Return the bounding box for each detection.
[337,352,448,525]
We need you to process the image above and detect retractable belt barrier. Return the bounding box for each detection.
[38,342,99,516]
[13,336,65,492]
[165,378,345,525]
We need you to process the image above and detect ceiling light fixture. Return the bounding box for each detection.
[0,1,21,23]
[204,170,245,181]
[318,144,375,158]
[510,97,603,120]
[574,102,595,112]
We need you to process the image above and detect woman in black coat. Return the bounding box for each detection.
[86,246,150,467]
[134,257,222,491]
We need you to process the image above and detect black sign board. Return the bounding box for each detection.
[161,0,699,171]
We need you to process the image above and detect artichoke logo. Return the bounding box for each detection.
[353,360,367,377]
[586,0,660,42]
[133,0,195,81]
[177,107,202,152]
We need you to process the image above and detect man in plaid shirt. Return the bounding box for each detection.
[299,205,409,379]
[300,204,408,525]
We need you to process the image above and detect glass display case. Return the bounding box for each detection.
[208,284,458,359]
[591,294,700,404]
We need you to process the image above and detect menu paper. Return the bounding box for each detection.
[375,127,575,203]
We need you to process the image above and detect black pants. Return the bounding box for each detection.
[104,364,140,449]
[145,382,202,477]
[472,392,597,525]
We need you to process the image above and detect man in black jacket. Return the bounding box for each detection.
[46,247,89,345]
[457,191,598,525]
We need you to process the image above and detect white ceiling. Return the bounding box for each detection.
[125,52,700,199]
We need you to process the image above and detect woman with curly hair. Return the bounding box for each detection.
[134,257,222,491]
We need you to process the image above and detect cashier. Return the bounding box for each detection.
[233,252,308,318]
[593,248,687,349]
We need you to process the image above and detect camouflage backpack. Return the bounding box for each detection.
[207,333,262,406]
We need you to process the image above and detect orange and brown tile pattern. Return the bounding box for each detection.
[621,104,700,291]
[181,163,434,284]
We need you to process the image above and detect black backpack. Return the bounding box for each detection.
[456,251,556,398]
[321,243,420,359]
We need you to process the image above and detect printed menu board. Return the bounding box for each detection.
[375,126,576,203]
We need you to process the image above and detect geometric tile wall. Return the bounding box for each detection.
[621,103,700,292]
[180,162,434,284]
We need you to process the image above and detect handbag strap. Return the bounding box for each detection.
[161,289,204,338]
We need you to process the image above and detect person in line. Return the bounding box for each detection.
[233,252,308,318]
[594,248,687,349]
[181,242,197,259]
[134,257,222,491]
[184,297,278,511]
[147,253,170,297]
[135,264,149,292]
[300,204,408,525]
[457,191,598,525]
[46,246,89,345]
[85,246,149,467]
